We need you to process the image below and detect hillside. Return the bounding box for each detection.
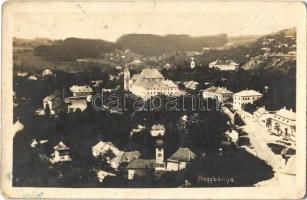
[196,28,296,67]
[116,34,228,55]
[33,38,120,62]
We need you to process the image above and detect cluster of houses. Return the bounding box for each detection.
[42,84,94,116]
[16,68,54,81]
[47,129,197,182]
[202,85,296,142]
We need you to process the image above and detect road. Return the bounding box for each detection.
[241,119,281,171]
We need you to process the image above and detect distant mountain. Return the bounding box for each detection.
[13,37,54,48]
[33,38,120,61]
[226,35,259,47]
[116,34,228,55]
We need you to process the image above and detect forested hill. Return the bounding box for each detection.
[116,34,228,55]
[33,38,120,61]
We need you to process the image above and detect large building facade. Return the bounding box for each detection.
[269,107,296,141]
[233,90,263,110]
[203,86,233,103]
[209,59,239,71]
[124,68,179,99]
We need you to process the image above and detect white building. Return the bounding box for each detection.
[203,86,233,103]
[150,124,165,137]
[183,81,199,91]
[70,85,93,97]
[124,68,179,99]
[233,90,263,110]
[50,141,72,164]
[269,107,296,141]
[209,59,239,71]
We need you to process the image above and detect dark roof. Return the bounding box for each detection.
[167,147,196,162]
[127,159,155,169]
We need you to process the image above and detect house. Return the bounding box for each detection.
[203,86,233,103]
[253,106,273,127]
[16,71,29,77]
[42,69,53,77]
[27,75,38,80]
[66,96,88,113]
[209,59,239,71]
[50,141,72,164]
[127,159,155,180]
[92,141,140,170]
[124,67,179,99]
[91,80,103,87]
[130,124,146,136]
[70,85,93,97]
[150,124,165,137]
[127,139,165,180]
[183,81,199,90]
[233,90,263,110]
[43,91,66,115]
[92,141,123,169]
[225,129,239,145]
[166,147,196,171]
[269,107,296,141]
[97,170,116,182]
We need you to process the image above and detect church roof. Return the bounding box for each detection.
[140,69,164,79]
[167,147,196,162]
[210,59,239,66]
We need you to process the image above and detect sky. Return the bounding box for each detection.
[9,1,303,42]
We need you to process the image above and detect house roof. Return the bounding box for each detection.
[210,59,239,66]
[54,141,69,150]
[43,94,57,102]
[275,107,296,121]
[254,106,269,117]
[167,147,196,162]
[204,86,233,94]
[120,151,141,163]
[70,85,93,93]
[234,90,262,97]
[151,124,165,131]
[127,159,155,169]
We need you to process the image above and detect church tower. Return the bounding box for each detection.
[124,66,130,91]
[190,57,196,69]
[155,139,165,171]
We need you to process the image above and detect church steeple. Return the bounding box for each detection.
[124,66,130,91]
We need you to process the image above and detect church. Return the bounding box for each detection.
[124,67,179,99]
